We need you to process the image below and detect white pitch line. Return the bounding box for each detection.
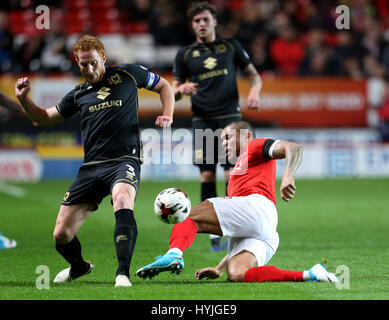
[0,181,26,198]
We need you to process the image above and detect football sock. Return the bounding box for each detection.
[201,182,220,242]
[167,248,183,256]
[169,217,197,253]
[114,209,138,277]
[243,266,304,282]
[55,236,89,277]
[201,181,216,201]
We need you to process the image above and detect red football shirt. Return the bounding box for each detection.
[227,138,277,204]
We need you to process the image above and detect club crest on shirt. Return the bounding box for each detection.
[192,50,200,57]
[216,44,227,54]
[110,73,122,85]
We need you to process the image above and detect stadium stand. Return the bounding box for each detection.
[0,0,387,77]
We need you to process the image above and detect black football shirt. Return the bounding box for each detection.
[173,37,251,118]
[56,64,160,164]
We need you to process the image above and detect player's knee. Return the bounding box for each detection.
[227,269,245,282]
[112,185,136,210]
[53,228,73,244]
[200,171,216,183]
[113,192,128,208]
[113,191,135,211]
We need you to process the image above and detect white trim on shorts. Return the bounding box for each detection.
[208,194,279,266]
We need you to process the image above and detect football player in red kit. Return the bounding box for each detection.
[137,121,338,283]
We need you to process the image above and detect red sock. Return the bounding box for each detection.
[244,266,304,282]
[169,217,198,252]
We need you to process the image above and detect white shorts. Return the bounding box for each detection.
[208,194,279,266]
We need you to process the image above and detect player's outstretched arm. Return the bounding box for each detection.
[242,63,262,111]
[0,91,25,115]
[271,140,304,202]
[152,77,174,128]
[15,77,64,127]
[195,255,228,280]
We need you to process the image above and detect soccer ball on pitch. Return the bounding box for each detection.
[154,188,191,224]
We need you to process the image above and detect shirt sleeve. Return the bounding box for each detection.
[230,38,252,70]
[249,138,276,162]
[173,48,189,82]
[55,86,81,119]
[120,64,160,90]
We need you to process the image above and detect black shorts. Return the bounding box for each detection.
[61,157,141,211]
[192,114,241,172]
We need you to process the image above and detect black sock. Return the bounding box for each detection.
[201,182,217,202]
[55,236,89,277]
[114,209,138,277]
[225,180,229,196]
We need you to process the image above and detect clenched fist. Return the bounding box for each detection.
[15,77,31,100]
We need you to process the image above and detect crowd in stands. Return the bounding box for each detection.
[0,0,389,134]
[0,0,387,77]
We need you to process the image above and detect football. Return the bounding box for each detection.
[154,188,191,224]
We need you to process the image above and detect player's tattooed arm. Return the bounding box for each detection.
[243,63,262,111]
[271,141,304,202]
[195,254,228,280]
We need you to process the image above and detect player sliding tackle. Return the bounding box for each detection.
[137,121,338,283]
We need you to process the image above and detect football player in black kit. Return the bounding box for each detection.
[173,2,263,251]
[15,35,174,287]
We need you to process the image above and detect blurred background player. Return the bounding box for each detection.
[15,35,174,287]
[137,121,338,283]
[172,2,262,251]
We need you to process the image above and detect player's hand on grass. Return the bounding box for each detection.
[280,173,296,202]
[155,115,173,128]
[15,77,31,100]
[179,82,198,96]
[195,267,222,280]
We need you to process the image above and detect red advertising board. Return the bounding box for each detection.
[239,78,367,128]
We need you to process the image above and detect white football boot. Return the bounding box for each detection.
[307,264,339,282]
[53,262,94,283]
[115,275,132,287]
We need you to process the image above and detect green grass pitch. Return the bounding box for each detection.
[0,178,389,300]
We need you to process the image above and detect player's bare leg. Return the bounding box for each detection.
[226,250,258,282]
[189,200,222,235]
[111,182,138,287]
[53,204,95,283]
[198,249,339,283]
